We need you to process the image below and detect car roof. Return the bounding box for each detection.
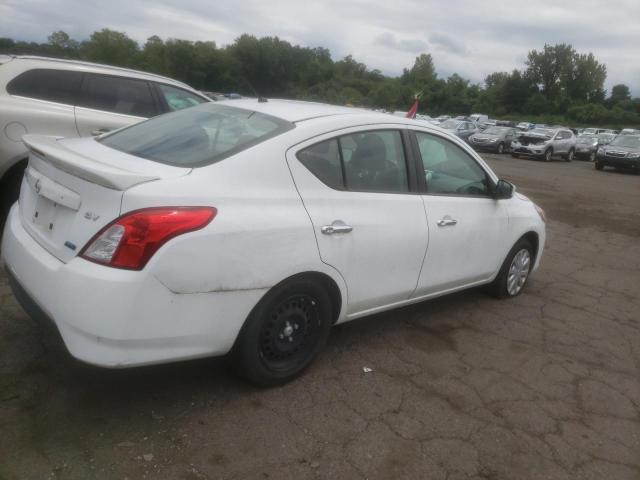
[221,98,382,123]
[6,55,196,90]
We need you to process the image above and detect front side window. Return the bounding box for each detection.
[297,130,409,193]
[7,69,82,105]
[100,103,293,167]
[415,131,491,197]
[157,84,208,112]
[79,74,158,117]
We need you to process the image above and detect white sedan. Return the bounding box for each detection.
[1,99,546,386]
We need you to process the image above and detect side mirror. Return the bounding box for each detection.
[494,179,514,199]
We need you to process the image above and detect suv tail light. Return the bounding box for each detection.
[80,207,216,270]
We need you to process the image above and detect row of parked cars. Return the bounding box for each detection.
[412,113,640,174]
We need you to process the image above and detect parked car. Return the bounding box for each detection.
[469,114,488,124]
[596,132,616,146]
[439,119,479,142]
[575,134,599,161]
[495,120,517,128]
[434,115,451,124]
[595,134,640,174]
[619,128,640,136]
[511,127,576,161]
[1,99,546,386]
[0,55,211,222]
[469,126,518,154]
[582,127,615,136]
[516,122,535,131]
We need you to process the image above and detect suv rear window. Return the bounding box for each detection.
[7,68,82,104]
[100,103,294,167]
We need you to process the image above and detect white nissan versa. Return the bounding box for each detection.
[1,99,546,386]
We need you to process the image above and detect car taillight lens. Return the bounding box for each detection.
[80,207,216,270]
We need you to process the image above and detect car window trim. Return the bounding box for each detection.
[78,72,160,118]
[408,129,497,199]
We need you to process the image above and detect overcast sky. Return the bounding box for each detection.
[2,0,639,95]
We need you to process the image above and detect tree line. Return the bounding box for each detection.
[1,29,639,127]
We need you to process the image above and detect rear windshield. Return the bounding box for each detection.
[100,103,294,167]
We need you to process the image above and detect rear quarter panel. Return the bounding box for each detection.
[119,134,348,314]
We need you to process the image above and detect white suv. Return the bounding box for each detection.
[0,55,210,218]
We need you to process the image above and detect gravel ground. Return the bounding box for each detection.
[0,154,639,480]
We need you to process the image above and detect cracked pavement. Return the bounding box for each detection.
[0,155,639,479]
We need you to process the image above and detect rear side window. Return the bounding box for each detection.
[157,84,208,112]
[7,69,82,105]
[100,103,293,167]
[297,130,409,193]
[78,74,158,117]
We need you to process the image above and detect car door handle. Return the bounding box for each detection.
[321,222,353,235]
[91,128,111,136]
[437,217,458,227]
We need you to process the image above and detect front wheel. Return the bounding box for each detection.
[544,148,553,162]
[234,279,332,387]
[595,161,604,171]
[588,151,596,162]
[487,239,534,299]
[497,142,505,154]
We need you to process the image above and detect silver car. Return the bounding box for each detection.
[511,128,577,162]
[0,55,210,219]
[469,126,518,154]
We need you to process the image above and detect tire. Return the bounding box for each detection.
[234,279,332,387]
[588,151,596,162]
[544,148,553,162]
[497,142,505,154]
[511,153,519,159]
[595,161,604,171]
[487,239,534,299]
[565,149,574,162]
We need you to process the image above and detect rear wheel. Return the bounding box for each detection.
[488,239,534,299]
[565,149,574,162]
[234,279,332,387]
[595,161,604,171]
[544,148,553,162]
[588,151,596,162]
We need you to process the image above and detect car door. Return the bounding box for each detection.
[553,131,567,154]
[74,73,159,137]
[410,129,509,297]
[286,127,429,316]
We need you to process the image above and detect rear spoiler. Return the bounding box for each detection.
[23,135,160,190]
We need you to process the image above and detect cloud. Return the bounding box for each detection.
[2,0,639,94]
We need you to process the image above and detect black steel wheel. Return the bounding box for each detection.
[234,279,332,387]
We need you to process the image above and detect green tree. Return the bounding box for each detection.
[82,29,139,67]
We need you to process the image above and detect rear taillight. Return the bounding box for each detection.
[80,207,216,270]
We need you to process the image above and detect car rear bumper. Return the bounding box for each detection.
[1,204,266,368]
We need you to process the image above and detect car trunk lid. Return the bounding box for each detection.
[19,135,191,263]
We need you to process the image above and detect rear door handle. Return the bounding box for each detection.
[437,217,458,227]
[321,221,353,235]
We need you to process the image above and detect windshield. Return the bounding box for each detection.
[609,135,640,148]
[440,120,460,129]
[529,128,554,137]
[597,133,615,143]
[100,103,293,167]
[483,127,509,135]
[577,135,596,143]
